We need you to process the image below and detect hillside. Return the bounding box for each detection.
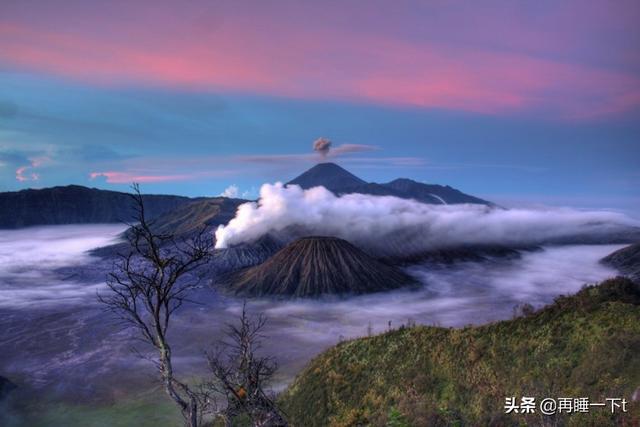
[147,197,246,237]
[89,197,248,258]
[222,236,415,297]
[210,234,285,273]
[0,185,195,229]
[384,178,494,205]
[602,243,640,283]
[281,277,640,426]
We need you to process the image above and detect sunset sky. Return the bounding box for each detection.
[1,0,638,211]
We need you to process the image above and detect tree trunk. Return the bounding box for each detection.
[187,397,198,427]
[159,344,199,427]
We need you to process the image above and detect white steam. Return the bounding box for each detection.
[215,183,639,254]
[220,184,240,198]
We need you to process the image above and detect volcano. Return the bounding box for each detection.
[286,162,366,192]
[223,236,415,297]
[286,162,492,205]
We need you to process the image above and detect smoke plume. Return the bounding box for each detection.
[215,183,639,255]
[313,137,332,157]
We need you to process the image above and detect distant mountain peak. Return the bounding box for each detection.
[286,162,366,192]
[307,162,347,171]
[389,177,414,183]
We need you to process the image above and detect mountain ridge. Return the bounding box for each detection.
[286,162,493,205]
[0,185,198,229]
[2,162,491,229]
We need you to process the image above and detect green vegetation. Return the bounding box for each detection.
[9,392,181,427]
[281,277,640,426]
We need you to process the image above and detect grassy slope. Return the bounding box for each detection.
[1,389,181,427]
[281,277,640,426]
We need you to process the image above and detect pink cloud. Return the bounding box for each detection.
[89,164,240,184]
[15,166,36,182]
[89,171,196,184]
[1,2,638,120]
[15,156,50,182]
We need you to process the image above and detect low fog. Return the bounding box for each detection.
[0,223,627,408]
[215,183,639,255]
[252,244,623,338]
[0,224,126,308]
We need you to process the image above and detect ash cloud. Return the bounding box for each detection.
[313,137,332,157]
[312,138,377,158]
[215,183,639,255]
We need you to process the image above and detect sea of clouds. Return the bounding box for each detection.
[0,224,126,308]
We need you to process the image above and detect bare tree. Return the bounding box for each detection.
[206,303,288,426]
[98,184,214,427]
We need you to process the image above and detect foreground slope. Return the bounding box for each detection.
[281,277,640,426]
[223,236,415,297]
